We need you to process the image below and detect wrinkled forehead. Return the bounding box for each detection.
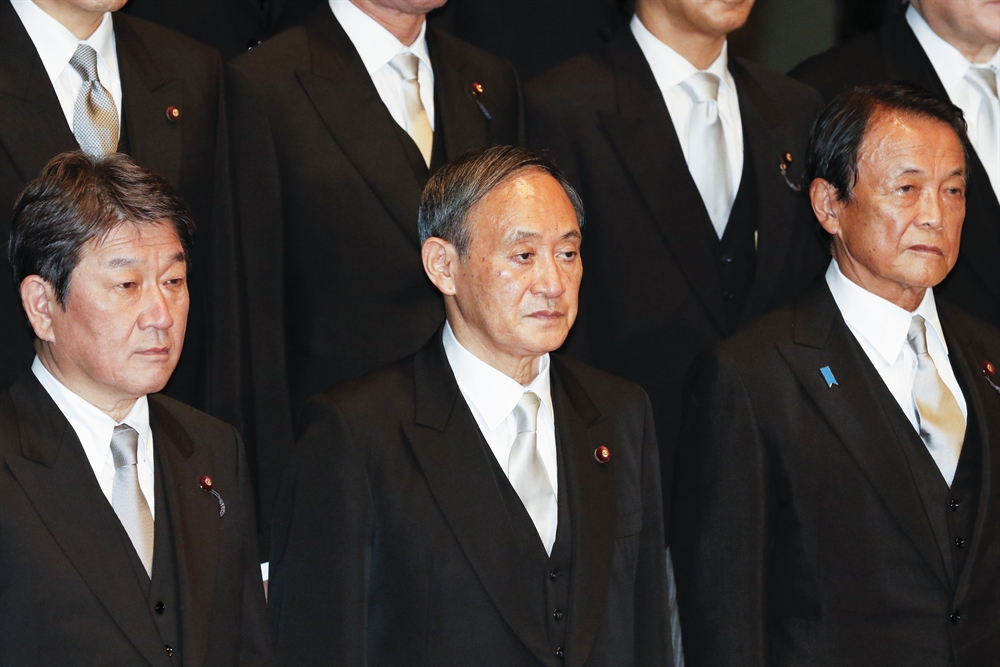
[82,219,185,265]
[857,109,967,175]
[467,170,580,240]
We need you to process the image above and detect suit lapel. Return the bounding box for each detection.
[550,359,617,667]
[599,31,729,335]
[427,28,491,162]
[4,376,172,667]
[402,338,559,667]
[295,5,424,248]
[148,398,220,667]
[939,310,1000,604]
[775,284,951,588]
[0,2,78,184]
[113,14,184,190]
[731,60,799,321]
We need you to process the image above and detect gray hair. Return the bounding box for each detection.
[418,145,584,258]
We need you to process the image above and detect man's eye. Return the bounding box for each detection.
[117,282,137,290]
[515,252,532,261]
[897,184,914,193]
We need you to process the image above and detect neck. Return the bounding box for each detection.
[636,3,725,70]
[350,0,426,45]
[36,345,138,422]
[911,2,1000,64]
[447,320,543,386]
[32,0,105,40]
[833,248,927,313]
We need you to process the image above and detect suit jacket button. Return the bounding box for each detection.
[553,608,564,621]
[165,644,174,657]
[950,611,961,624]
[955,537,966,549]
[155,601,165,614]
[949,499,961,511]
[555,646,565,659]
[549,569,559,581]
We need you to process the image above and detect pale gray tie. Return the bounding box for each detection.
[110,424,154,577]
[680,71,734,239]
[68,43,119,156]
[965,64,1000,201]
[508,392,557,554]
[907,315,966,485]
[387,52,433,167]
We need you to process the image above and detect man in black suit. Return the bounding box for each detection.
[268,146,670,666]
[672,84,1000,666]
[0,152,270,666]
[791,0,1000,328]
[527,0,827,525]
[0,0,241,430]
[228,0,524,533]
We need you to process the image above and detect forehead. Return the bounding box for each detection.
[857,110,965,175]
[468,170,579,241]
[82,221,183,262]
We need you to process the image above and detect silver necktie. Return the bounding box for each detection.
[110,424,154,577]
[965,64,1000,202]
[68,44,119,156]
[907,315,966,485]
[508,392,557,554]
[387,52,433,167]
[680,71,734,239]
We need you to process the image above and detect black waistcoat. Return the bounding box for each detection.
[716,141,759,331]
[482,425,573,662]
[121,446,184,664]
[875,355,982,588]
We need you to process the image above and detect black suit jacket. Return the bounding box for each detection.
[790,13,1000,328]
[671,280,1000,666]
[0,6,244,428]
[228,3,524,534]
[526,29,828,527]
[268,333,670,666]
[0,374,271,666]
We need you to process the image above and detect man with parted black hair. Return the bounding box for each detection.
[268,145,671,667]
[671,83,1000,667]
[0,151,271,666]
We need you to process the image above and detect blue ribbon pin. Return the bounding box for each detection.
[820,366,837,388]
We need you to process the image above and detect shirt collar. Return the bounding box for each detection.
[442,322,553,432]
[630,13,735,94]
[330,0,430,76]
[906,4,977,88]
[11,2,117,84]
[826,258,947,366]
[31,355,152,473]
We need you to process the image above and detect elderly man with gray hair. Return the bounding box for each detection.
[267,145,672,667]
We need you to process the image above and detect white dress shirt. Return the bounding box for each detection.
[826,259,967,480]
[330,0,435,133]
[442,323,559,545]
[31,356,155,515]
[907,5,1000,201]
[631,14,744,204]
[10,0,122,133]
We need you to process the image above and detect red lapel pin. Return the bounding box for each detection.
[166,106,180,122]
[199,475,226,517]
[594,446,611,464]
[983,361,1000,394]
[470,82,484,97]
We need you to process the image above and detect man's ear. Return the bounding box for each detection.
[20,275,60,343]
[422,237,460,296]
[810,178,843,237]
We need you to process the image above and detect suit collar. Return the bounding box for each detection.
[4,374,174,667]
[426,27,493,163]
[405,337,615,667]
[935,305,1000,605]
[112,13,184,191]
[778,281,953,589]
[601,28,730,334]
[0,0,78,184]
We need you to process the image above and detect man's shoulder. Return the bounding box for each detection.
[148,393,238,441]
[552,354,649,415]
[427,27,517,82]
[526,48,615,116]
[788,29,886,102]
[228,23,311,78]
[114,12,222,70]
[305,354,418,426]
[939,300,1000,353]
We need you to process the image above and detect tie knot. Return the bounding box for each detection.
[69,43,100,82]
[680,71,721,104]
[110,424,139,468]
[513,391,541,434]
[966,64,999,99]
[388,52,420,81]
[907,315,931,357]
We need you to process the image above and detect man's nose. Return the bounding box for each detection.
[137,284,176,330]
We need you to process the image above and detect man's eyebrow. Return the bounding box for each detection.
[505,229,542,243]
[106,256,138,269]
[562,230,582,240]
[169,251,187,264]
